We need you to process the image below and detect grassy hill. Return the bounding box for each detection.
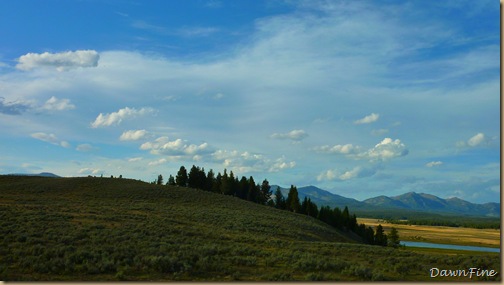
[0,176,500,281]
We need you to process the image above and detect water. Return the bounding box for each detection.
[400,241,500,253]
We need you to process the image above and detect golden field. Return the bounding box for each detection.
[357,218,500,248]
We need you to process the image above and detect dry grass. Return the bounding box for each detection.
[358,218,500,248]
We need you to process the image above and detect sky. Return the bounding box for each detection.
[0,0,500,203]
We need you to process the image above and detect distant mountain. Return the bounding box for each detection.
[271,185,367,209]
[6,172,60,178]
[271,185,499,218]
[364,192,500,217]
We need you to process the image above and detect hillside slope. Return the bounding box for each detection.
[0,176,499,281]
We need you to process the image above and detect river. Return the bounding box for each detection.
[400,241,500,253]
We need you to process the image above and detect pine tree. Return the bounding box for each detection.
[387,227,400,248]
[237,176,249,200]
[205,169,215,191]
[188,165,199,188]
[259,179,272,205]
[175,166,188,187]
[285,185,300,213]
[307,198,318,218]
[212,172,222,193]
[374,224,388,246]
[274,186,285,209]
[167,175,176,186]
[246,176,258,202]
[156,174,163,185]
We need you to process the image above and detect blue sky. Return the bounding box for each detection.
[0,0,499,203]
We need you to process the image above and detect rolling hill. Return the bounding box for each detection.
[0,175,500,281]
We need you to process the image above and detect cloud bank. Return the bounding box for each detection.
[354,113,379,124]
[91,107,155,128]
[16,50,99,71]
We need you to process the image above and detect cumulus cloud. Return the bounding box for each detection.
[148,158,168,166]
[78,168,102,175]
[467,133,485,147]
[211,149,265,171]
[76,144,95,152]
[91,107,155,128]
[357,138,408,161]
[210,149,295,173]
[313,143,359,154]
[140,136,209,157]
[456,132,487,148]
[270,129,308,141]
[31,132,70,148]
[41,96,75,111]
[426,161,443,167]
[268,157,296,172]
[120,129,148,141]
[354,113,379,124]
[0,97,31,115]
[16,50,99,71]
[317,166,377,181]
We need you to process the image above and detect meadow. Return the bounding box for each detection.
[358,218,500,248]
[0,176,500,281]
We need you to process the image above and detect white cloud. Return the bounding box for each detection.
[354,113,379,124]
[0,97,32,115]
[78,168,102,175]
[270,129,308,141]
[16,50,99,71]
[148,158,168,166]
[269,157,296,172]
[76,144,95,152]
[456,132,487,148]
[313,143,359,154]
[140,136,209,157]
[91,107,155,128]
[317,166,377,181]
[426,161,443,167]
[30,132,70,148]
[120,129,148,141]
[128,157,143,162]
[41,96,75,111]
[357,138,408,161]
[467,132,485,147]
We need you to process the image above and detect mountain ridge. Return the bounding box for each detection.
[271,185,499,218]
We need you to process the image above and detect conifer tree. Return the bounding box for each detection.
[238,176,249,200]
[212,172,222,193]
[274,186,285,210]
[157,174,163,185]
[188,165,199,188]
[246,176,258,202]
[205,169,215,191]
[167,174,176,186]
[175,166,188,187]
[374,224,388,246]
[286,185,300,213]
[259,179,272,205]
[387,227,400,248]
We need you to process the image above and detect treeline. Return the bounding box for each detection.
[386,218,500,229]
[156,165,398,247]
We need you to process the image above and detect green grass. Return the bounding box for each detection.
[0,176,500,281]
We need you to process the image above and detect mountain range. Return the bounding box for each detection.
[6,172,60,178]
[273,185,500,218]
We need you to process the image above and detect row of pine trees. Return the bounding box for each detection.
[155,165,399,247]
